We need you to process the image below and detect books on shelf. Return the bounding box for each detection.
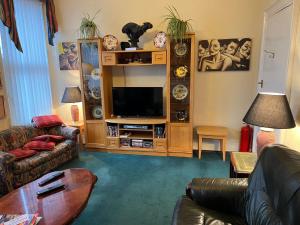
[0,213,41,225]
[107,125,118,137]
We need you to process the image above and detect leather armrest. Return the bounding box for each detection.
[187,178,248,216]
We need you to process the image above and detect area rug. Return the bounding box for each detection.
[59,151,230,225]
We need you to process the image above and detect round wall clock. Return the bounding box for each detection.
[103,35,118,51]
[174,66,188,78]
[153,31,167,48]
[174,42,187,57]
[172,84,188,100]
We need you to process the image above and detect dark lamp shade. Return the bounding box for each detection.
[61,87,82,103]
[243,93,295,129]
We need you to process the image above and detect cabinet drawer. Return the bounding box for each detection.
[106,138,119,148]
[154,139,167,150]
[102,52,116,65]
[152,52,166,64]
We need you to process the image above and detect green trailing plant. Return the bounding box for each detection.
[164,6,192,42]
[80,10,101,38]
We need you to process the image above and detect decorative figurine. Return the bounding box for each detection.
[122,22,153,48]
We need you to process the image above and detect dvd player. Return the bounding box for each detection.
[123,125,149,129]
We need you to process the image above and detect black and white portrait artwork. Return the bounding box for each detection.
[198,38,252,72]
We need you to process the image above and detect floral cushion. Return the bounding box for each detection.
[32,115,63,128]
[32,135,65,142]
[9,148,37,160]
[23,141,55,151]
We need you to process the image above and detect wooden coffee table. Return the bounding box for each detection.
[0,168,97,225]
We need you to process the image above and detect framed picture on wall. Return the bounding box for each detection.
[0,96,5,119]
[198,38,252,72]
[58,42,79,70]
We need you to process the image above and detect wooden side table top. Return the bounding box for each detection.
[0,168,97,225]
[196,126,228,137]
[231,152,257,174]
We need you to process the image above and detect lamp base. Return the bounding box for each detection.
[256,128,275,157]
[71,105,79,122]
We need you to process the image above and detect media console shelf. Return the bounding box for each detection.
[105,118,167,156]
[102,49,166,66]
[78,34,195,157]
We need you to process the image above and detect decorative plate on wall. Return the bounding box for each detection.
[88,75,101,100]
[174,66,188,78]
[174,42,188,57]
[153,31,167,48]
[176,110,188,121]
[172,84,188,100]
[92,105,103,119]
[103,35,118,51]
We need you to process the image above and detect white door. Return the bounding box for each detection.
[257,0,294,94]
[253,0,294,151]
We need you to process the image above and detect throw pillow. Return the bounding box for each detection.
[9,148,37,160]
[32,135,65,142]
[23,141,55,151]
[32,115,63,128]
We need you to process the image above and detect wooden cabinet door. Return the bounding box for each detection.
[85,122,106,147]
[168,123,192,156]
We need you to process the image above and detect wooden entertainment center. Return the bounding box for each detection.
[77,34,195,157]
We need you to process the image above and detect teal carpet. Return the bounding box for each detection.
[59,151,230,225]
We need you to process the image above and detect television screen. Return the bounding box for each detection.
[112,87,163,117]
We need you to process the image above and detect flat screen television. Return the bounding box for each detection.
[112,87,163,117]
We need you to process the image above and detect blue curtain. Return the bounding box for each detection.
[0,0,52,125]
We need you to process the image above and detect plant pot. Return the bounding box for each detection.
[82,27,96,39]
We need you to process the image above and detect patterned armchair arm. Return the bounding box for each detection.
[0,151,15,195]
[48,126,80,140]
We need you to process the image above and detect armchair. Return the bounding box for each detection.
[171,145,300,225]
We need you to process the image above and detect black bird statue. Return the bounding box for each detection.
[122,22,153,48]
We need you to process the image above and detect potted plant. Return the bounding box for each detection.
[80,10,101,39]
[164,6,192,42]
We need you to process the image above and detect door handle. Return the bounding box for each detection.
[264,50,275,59]
[258,80,264,88]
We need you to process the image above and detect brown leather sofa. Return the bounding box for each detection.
[171,145,300,225]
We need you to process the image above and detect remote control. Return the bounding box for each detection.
[36,183,65,196]
[38,171,64,186]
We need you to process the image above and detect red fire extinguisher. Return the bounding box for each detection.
[239,124,253,152]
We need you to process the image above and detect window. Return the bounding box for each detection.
[0,0,52,125]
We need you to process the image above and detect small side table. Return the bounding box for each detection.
[65,121,84,150]
[230,152,257,178]
[196,126,228,161]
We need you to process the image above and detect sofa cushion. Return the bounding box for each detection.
[9,148,37,160]
[23,141,55,151]
[0,126,45,152]
[13,140,74,174]
[32,115,63,128]
[32,135,65,142]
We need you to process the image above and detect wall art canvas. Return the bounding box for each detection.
[198,38,252,72]
[58,42,79,70]
[0,96,5,119]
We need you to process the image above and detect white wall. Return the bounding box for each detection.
[49,0,266,151]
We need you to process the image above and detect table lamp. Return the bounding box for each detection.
[243,92,295,155]
[61,87,82,123]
